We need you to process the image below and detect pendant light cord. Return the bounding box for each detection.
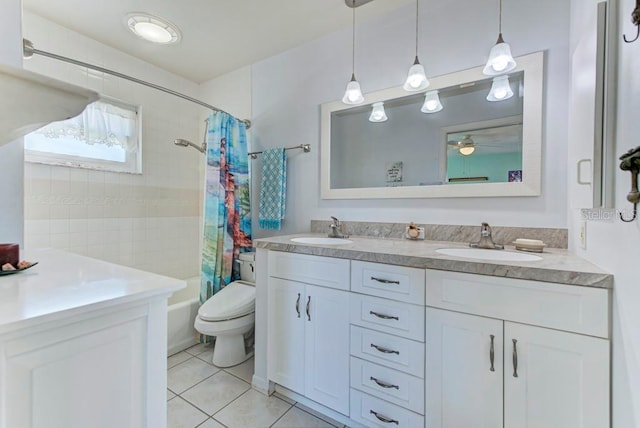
[352,1,356,77]
[498,0,503,34]
[415,0,419,58]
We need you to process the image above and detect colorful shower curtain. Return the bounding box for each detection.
[200,112,252,323]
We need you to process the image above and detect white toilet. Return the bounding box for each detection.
[194,252,256,368]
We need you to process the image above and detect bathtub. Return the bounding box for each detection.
[167,277,200,356]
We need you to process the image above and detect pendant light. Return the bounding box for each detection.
[486,75,514,101]
[483,0,516,76]
[403,0,429,91]
[369,102,388,122]
[342,1,364,105]
[421,90,443,113]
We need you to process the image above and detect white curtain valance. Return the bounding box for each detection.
[35,100,137,151]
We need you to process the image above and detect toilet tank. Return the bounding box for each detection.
[238,252,255,283]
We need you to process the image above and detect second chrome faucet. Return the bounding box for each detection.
[469,222,504,249]
[328,216,349,239]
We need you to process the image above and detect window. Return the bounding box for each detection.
[25,98,141,173]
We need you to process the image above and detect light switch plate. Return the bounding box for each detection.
[579,221,587,249]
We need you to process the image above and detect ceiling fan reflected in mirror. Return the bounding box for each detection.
[446,123,523,156]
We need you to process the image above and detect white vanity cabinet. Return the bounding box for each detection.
[425,269,610,428]
[266,252,350,415]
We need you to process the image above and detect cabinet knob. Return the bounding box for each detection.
[306,296,311,321]
[295,293,301,318]
[370,276,400,285]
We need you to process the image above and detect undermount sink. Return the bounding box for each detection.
[436,248,542,262]
[290,237,353,245]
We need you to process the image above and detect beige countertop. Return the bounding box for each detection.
[254,233,612,289]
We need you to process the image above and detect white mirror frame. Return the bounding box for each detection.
[320,51,544,199]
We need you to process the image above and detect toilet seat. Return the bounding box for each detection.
[198,280,255,321]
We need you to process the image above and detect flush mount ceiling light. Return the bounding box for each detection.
[483,0,516,75]
[342,0,364,105]
[421,90,443,113]
[403,0,430,91]
[126,13,181,45]
[369,102,388,122]
[486,75,514,101]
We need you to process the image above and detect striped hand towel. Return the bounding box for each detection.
[259,147,287,230]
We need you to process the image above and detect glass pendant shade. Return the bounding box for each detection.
[483,35,516,75]
[368,102,388,122]
[421,90,443,113]
[342,74,364,105]
[403,57,430,91]
[486,75,514,102]
[459,146,475,156]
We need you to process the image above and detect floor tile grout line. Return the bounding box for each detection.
[291,404,342,428]
[177,373,251,418]
[268,403,296,428]
[172,369,227,403]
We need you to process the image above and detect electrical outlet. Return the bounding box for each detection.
[579,222,587,249]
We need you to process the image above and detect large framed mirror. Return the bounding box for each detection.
[320,51,543,199]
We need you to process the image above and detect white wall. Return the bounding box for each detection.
[21,12,204,279]
[250,0,570,238]
[0,0,24,247]
[568,0,640,425]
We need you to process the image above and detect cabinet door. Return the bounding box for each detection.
[304,285,350,415]
[426,308,503,428]
[267,278,305,394]
[504,322,610,428]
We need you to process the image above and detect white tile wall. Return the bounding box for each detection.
[22,11,205,280]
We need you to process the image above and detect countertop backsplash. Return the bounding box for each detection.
[310,220,568,249]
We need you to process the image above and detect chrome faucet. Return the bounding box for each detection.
[328,216,349,238]
[469,222,504,249]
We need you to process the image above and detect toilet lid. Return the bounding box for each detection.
[198,280,255,321]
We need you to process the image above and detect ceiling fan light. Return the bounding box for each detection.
[342,75,365,105]
[369,102,388,122]
[483,38,516,75]
[403,58,430,91]
[486,75,514,102]
[421,90,443,113]
[459,146,475,156]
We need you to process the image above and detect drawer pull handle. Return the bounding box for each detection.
[295,293,301,318]
[369,311,399,321]
[371,276,400,285]
[489,334,495,372]
[370,376,399,390]
[370,343,399,355]
[306,296,311,321]
[512,339,518,378]
[370,410,399,425]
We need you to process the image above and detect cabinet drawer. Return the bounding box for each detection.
[350,293,425,341]
[350,326,424,378]
[350,357,424,414]
[350,389,424,428]
[268,251,350,290]
[425,269,610,338]
[351,261,425,304]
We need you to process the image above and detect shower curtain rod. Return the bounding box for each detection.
[22,39,251,129]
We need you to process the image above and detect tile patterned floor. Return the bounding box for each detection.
[167,343,347,428]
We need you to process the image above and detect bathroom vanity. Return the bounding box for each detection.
[0,248,184,428]
[254,233,612,428]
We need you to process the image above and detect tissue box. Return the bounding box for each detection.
[0,243,19,267]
